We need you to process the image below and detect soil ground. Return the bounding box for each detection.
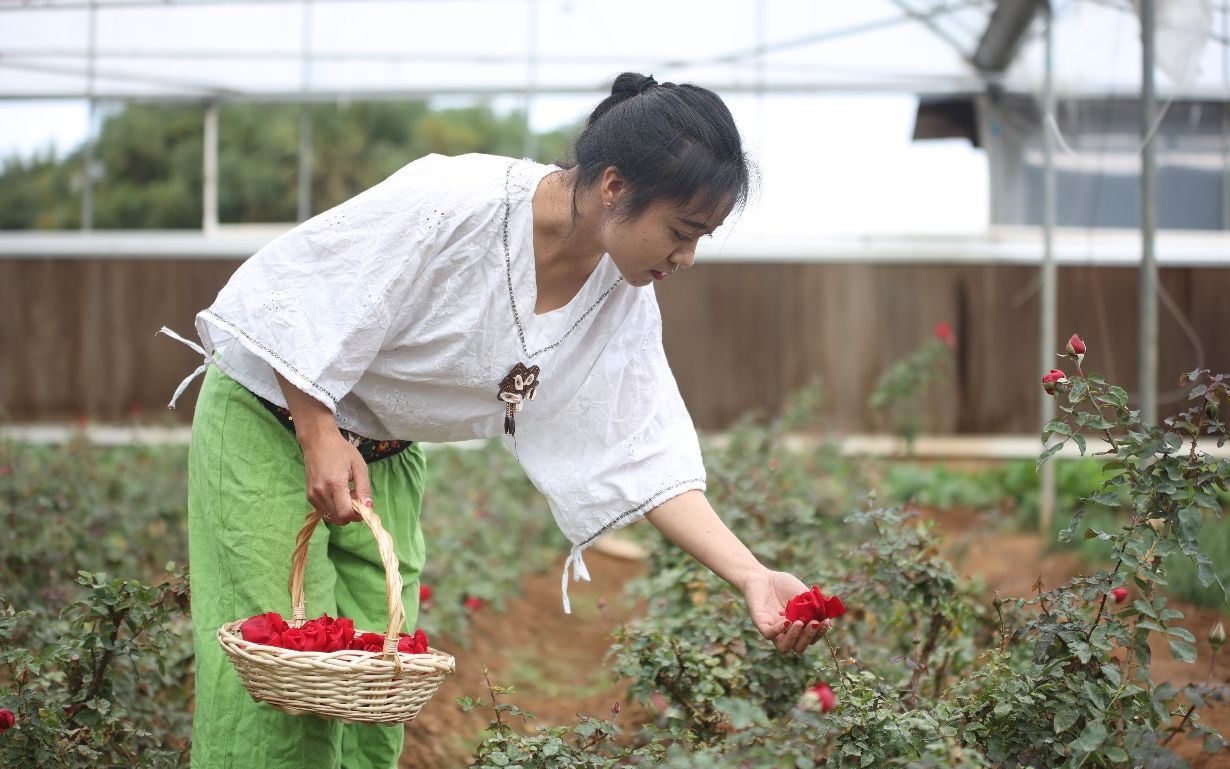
[400,512,1230,768]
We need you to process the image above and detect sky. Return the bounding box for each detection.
[0,0,1222,238]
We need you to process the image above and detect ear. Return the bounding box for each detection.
[599,165,626,207]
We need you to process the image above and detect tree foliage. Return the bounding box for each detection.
[0,101,580,229]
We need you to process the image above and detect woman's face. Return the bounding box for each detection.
[601,197,728,288]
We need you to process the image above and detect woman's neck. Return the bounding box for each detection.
[532,168,605,281]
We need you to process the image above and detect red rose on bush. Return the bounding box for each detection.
[419,584,433,605]
[0,708,15,734]
[1042,369,1068,395]
[240,612,289,646]
[934,322,956,348]
[781,586,846,625]
[799,682,837,713]
[463,596,484,612]
[1066,333,1086,357]
[1111,587,1129,604]
[397,628,430,654]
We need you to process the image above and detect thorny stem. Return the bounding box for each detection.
[482,667,505,730]
[908,611,945,709]
[824,636,852,686]
[1162,646,1222,746]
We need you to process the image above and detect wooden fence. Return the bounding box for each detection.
[3,256,1228,434]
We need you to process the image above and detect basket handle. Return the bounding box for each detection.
[288,498,406,669]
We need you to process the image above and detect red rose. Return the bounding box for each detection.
[1111,587,1128,604]
[419,585,433,604]
[240,612,289,646]
[1042,369,1068,395]
[318,615,356,652]
[397,628,430,655]
[1066,334,1086,357]
[799,683,837,713]
[781,586,847,625]
[0,708,14,733]
[463,596,483,612]
[350,632,386,652]
[934,322,956,348]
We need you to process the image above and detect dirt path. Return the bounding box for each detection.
[400,550,652,769]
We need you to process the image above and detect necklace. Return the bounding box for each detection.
[498,160,624,436]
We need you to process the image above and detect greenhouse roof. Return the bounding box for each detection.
[1,0,1227,103]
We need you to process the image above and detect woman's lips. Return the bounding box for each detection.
[650,270,666,280]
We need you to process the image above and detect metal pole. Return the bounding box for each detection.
[1139,0,1158,425]
[203,101,218,234]
[82,0,97,231]
[1040,0,1057,534]
[296,0,313,222]
[523,0,538,160]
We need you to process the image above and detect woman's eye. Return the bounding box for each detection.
[671,229,692,242]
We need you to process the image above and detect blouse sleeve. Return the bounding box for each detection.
[508,293,707,613]
[194,155,460,413]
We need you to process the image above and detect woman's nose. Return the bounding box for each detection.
[672,244,697,270]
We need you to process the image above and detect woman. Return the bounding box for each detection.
[162,72,830,769]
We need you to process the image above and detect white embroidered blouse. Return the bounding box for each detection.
[163,152,707,613]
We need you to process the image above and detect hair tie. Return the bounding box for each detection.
[635,75,657,94]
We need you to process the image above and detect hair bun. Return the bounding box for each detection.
[611,72,657,99]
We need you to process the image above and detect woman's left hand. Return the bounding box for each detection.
[742,568,833,655]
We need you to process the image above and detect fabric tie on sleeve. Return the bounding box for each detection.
[560,543,593,615]
[157,326,213,409]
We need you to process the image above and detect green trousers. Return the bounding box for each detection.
[188,365,427,769]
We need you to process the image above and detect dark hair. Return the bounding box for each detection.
[562,72,753,226]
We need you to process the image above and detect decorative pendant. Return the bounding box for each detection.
[498,362,540,437]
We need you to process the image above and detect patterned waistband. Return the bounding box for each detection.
[248,389,414,465]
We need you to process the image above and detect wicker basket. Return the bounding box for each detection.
[218,499,455,724]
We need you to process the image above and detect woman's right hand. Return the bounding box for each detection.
[300,431,371,525]
[274,371,371,525]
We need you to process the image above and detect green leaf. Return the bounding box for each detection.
[1167,627,1196,644]
[1070,720,1107,754]
[1168,639,1198,664]
[1073,433,1087,455]
[1053,708,1079,733]
[1177,506,1203,544]
[1103,746,1130,763]
[1163,432,1184,452]
[1037,441,1066,469]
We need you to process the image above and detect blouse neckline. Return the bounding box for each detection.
[505,159,625,360]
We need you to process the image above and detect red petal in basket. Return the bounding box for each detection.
[240,612,289,646]
[350,632,386,652]
[397,628,430,654]
[316,615,356,652]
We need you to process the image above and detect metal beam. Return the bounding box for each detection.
[1139,0,1159,425]
[973,0,1046,73]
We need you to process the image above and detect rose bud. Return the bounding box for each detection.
[1110,587,1129,604]
[1210,621,1226,652]
[0,708,14,733]
[611,702,621,717]
[1207,400,1220,421]
[1042,369,1068,395]
[463,596,483,612]
[419,585,433,604]
[798,682,837,713]
[1066,334,1086,359]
